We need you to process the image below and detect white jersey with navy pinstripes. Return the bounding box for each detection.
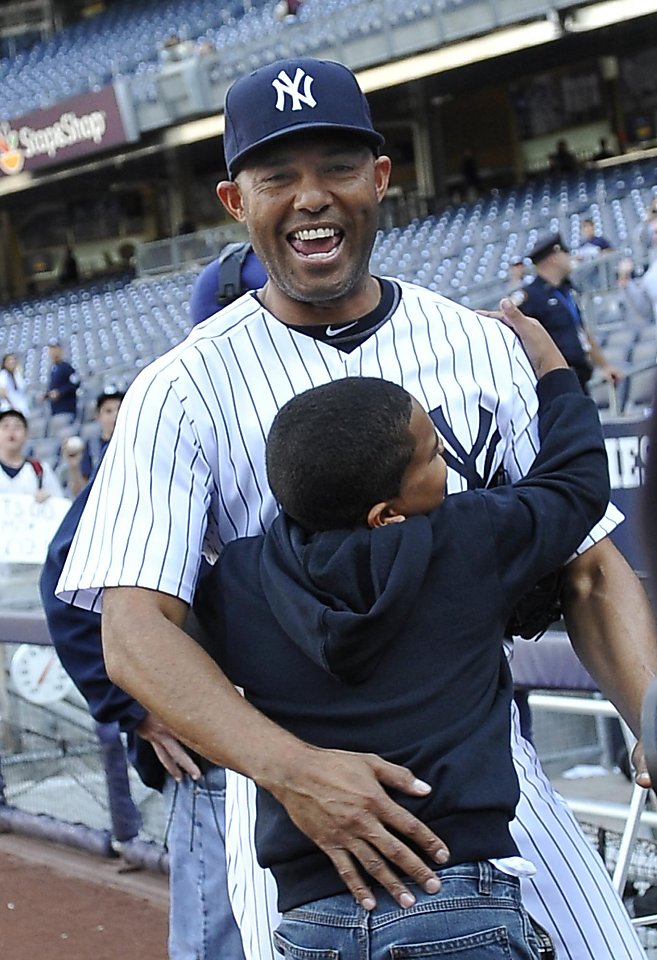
[56,282,643,960]
[56,281,619,609]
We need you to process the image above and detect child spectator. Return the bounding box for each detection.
[61,388,124,498]
[574,218,613,261]
[81,388,125,483]
[0,410,63,500]
[0,409,65,607]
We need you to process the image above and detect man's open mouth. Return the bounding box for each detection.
[288,226,343,259]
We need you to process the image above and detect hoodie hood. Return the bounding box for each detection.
[259,512,433,683]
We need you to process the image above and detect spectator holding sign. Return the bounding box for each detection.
[0,409,66,607]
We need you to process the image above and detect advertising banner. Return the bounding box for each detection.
[603,415,650,573]
[0,85,137,176]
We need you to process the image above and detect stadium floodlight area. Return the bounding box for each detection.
[3,0,650,125]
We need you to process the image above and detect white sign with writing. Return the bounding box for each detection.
[0,494,70,564]
[605,434,649,490]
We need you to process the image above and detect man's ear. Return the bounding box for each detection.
[367,502,406,529]
[217,180,246,223]
[374,155,392,204]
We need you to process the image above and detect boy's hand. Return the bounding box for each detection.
[481,299,568,379]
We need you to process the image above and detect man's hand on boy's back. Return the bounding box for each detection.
[481,299,568,380]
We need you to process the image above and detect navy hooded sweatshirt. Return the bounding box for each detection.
[194,368,610,913]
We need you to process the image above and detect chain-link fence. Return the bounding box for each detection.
[1,664,168,872]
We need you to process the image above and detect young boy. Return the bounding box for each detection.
[0,409,63,500]
[80,388,125,483]
[0,408,65,607]
[193,307,610,959]
[62,388,125,497]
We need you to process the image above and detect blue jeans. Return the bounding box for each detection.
[274,862,540,960]
[165,767,246,960]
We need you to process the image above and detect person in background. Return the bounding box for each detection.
[460,146,482,200]
[41,339,79,425]
[592,137,613,161]
[0,409,62,500]
[549,139,578,175]
[59,388,125,499]
[81,389,125,479]
[574,218,613,261]
[195,35,216,56]
[40,384,144,861]
[0,353,30,418]
[159,30,194,62]
[518,233,624,392]
[617,257,655,325]
[507,256,530,296]
[189,243,267,324]
[59,245,80,286]
[0,409,65,607]
[634,197,657,265]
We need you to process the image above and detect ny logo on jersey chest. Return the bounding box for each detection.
[429,403,501,489]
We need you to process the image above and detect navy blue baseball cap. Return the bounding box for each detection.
[530,232,570,264]
[223,58,385,178]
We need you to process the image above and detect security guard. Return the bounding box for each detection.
[514,233,623,392]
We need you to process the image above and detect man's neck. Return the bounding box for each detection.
[259,275,382,328]
[536,265,567,287]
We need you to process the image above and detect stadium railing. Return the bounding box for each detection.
[135,224,247,275]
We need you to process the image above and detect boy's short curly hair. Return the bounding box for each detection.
[266,377,416,531]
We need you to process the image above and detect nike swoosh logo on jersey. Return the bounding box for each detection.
[325,322,358,337]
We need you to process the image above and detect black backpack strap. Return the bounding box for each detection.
[27,457,44,489]
[216,241,252,308]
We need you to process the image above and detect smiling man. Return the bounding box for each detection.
[57,59,653,960]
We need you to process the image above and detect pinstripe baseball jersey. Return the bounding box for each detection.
[56,281,620,609]
[56,280,643,960]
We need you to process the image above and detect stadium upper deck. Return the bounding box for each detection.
[0,0,594,122]
[1,0,656,383]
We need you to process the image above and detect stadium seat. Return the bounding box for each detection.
[622,367,656,416]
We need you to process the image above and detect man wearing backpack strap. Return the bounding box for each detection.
[189,241,267,325]
[0,410,63,501]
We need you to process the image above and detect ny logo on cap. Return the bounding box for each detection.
[272,68,317,112]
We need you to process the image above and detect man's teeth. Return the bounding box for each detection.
[292,227,337,241]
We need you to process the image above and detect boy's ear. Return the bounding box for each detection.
[367,502,406,529]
